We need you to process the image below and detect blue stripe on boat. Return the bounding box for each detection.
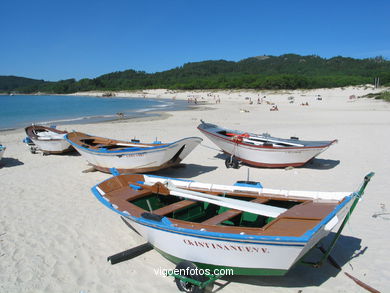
[92,181,352,246]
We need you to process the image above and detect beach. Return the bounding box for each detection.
[1,86,389,292]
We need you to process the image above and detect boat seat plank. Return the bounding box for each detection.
[201,209,242,225]
[153,200,196,216]
[201,198,269,225]
[108,199,146,218]
[279,201,338,220]
[261,218,320,237]
[105,187,152,202]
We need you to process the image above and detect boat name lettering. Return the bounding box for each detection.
[183,239,269,253]
[122,152,146,157]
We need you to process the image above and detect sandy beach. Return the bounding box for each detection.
[1,86,389,293]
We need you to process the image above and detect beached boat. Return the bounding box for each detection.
[66,132,202,173]
[25,125,73,154]
[0,144,6,160]
[92,172,374,292]
[198,121,337,168]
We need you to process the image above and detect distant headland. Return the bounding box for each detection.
[1,54,389,94]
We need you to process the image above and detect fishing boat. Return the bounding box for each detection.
[25,125,73,154]
[0,144,6,160]
[92,172,374,292]
[66,132,202,173]
[197,120,337,168]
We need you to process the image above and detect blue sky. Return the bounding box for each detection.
[1,0,389,81]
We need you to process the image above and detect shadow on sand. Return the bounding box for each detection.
[213,153,340,170]
[304,158,340,170]
[156,163,218,178]
[39,149,80,157]
[0,157,24,168]
[212,234,364,292]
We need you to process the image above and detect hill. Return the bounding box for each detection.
[0,76,47,92]
[1,54,390,93]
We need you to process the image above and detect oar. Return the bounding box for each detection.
[165,181,286,218]
[246,136,304,147]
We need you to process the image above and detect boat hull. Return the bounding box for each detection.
[208,133,330,167]
[25,125,73,154]
[30,138,73,154]
[91,173,373,277]
[120,196,352,275]
[199,125,334,167]
[0,146,5,160]
[70,137,202,173]
[126,218,301,274]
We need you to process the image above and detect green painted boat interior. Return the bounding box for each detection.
[131,192,302,228]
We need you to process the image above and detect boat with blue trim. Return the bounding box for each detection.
[91,172,374,281]
[66,132,202,173]
[25,125,73,154]
[198,120,337,168]
[0,144,6,160]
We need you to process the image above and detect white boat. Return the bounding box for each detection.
[25,125,73,154]
[91,172,374,291]
[198,121,337,168]
[66,132,202,173]
[0,144,6,160]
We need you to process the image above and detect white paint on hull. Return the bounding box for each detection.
[0,147,5,160]
[128,220,308,271]
[31,137,71,153]
[74,137,201,170]
[203,132,329,166]
[124,196,352,271]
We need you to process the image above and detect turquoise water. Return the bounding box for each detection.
[0,95,187,130]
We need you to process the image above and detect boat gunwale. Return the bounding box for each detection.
[65,132,202,154]
[25,125,68,141]
[197,124,337,150]
[91,175,353,245]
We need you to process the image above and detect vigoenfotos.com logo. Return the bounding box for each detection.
[154,266,234,277]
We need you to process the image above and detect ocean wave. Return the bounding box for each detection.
[134,108,155,113]
[36,114,118,125]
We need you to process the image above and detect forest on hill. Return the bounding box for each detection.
[1,54,389,94]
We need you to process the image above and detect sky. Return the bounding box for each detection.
[0,0,389,81]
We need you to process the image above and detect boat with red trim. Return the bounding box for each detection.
[197,120,337,168]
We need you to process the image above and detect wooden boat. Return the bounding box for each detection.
[25,125,73,154]
[0,144,6,160]
[66,132,202,173]
[92,172,374,291]
[197,120,337,168]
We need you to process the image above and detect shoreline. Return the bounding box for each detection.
[0,102,211,134]
[0,94,202,132]
[1,86,390,292]
[2,85,387,133]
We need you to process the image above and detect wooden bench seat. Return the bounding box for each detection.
[202,209,242,225]
[279,201,338,220]
[105,186,152,202]
[153,200,196,216]
[201,198,269,225]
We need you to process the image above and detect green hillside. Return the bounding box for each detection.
[1,54,389,93]
[0,76,47,92]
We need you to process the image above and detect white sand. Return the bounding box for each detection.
[1,86,389,292]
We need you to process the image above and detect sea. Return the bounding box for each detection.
[0,94,188,130]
